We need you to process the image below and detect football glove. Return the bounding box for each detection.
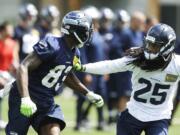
[0,79,15,98]
[20,97,37,117]
[73,63,86,72]
[0,85,11,98]
[86,91,104,107]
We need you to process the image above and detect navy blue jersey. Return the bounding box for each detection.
[109,28,126,59]
[13,36,80,108]
[85,32,107,63]
[108,28,133,95]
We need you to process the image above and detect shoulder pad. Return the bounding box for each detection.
[33,36,60,61]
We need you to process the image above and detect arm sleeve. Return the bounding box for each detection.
[84,56,134,75]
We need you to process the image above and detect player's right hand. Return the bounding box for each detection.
[86,91,104,108]
[20,97,37,117]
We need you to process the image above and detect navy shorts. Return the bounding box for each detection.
[117,109,169,135]
[5,88,66,135]
[109,72,132,98]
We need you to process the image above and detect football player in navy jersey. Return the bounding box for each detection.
[5,11,103,135]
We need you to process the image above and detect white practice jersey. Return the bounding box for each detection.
[84,54,180,122]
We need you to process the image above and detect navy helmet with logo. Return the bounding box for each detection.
[61,11,93,48]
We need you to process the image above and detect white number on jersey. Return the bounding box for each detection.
[42,65,72,88]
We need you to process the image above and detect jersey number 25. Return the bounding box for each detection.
[134,78,170,105]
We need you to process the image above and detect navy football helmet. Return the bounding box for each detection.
[61,11,93,48]
[144,23,176,60]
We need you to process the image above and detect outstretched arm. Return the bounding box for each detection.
[64,72,104,107]
[74,57,133,75]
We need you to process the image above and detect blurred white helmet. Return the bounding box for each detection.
[41,5,60,19]
[100,7,114,20]
[82,6,101,20]
[116,9,130,22]
[19,3,38,20]
[41,5,60,27]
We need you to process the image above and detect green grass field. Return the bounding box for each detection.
[1,89,180,135]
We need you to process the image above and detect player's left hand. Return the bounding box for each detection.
[86,91,104,107]
[20,97,37,117]
[73,63,86,72]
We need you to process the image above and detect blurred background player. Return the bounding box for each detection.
[121,10,146,48]
[74,6,107,130]
[35,5,61,39]
[83,6,108,130]
[99,7,114,46]
[98,7,117,125]
[144,16,159,35]
[73,42,93,131]
[107,9,131,124]
[14,3,39,61]
[0,21,19,129]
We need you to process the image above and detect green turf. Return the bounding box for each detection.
[1,90,180,135]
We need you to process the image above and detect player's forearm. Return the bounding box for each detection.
[16,64,29,97]
[84,60,120,74]
[69,82,89,95]
[83,57,133,74]
[64,72,89,95]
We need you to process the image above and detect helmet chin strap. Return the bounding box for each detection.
[61,27,89,48]
[162,54,171,62]
[73,32,85,48]
[73,32,83,44]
